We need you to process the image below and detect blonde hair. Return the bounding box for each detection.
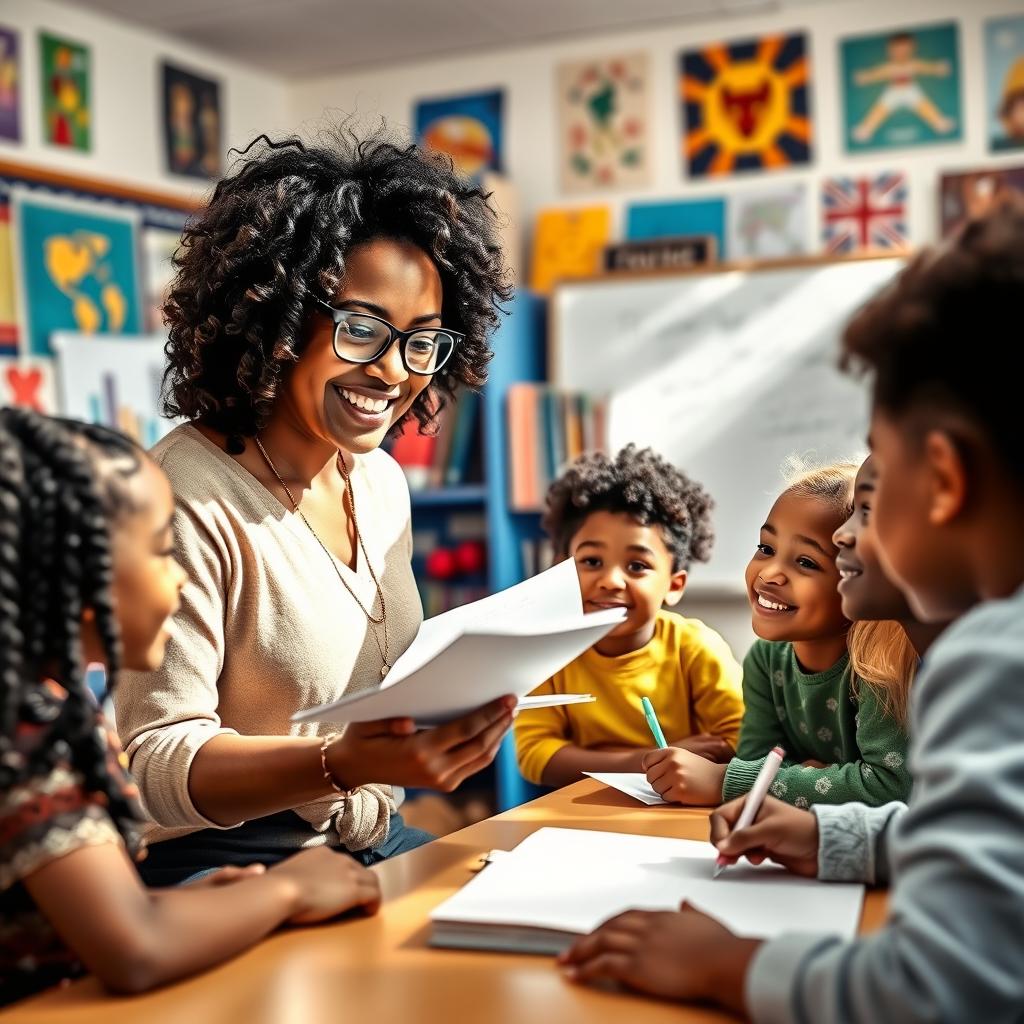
[781,457,859,518]
[848,619,917,725]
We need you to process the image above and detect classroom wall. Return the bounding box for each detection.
[0,0,289,201]
[287,0,1023,658]
[288,0,1023,246]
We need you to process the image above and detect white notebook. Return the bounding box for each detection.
[430,827,864,955]
[292,560,622,726]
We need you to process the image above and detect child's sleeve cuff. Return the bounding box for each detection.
[722,755,768,802]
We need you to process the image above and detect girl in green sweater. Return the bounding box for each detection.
[645,461,913,808]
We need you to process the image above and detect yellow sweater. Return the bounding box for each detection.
[514,610,744,784]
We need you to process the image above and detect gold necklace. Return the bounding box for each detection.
[254,436,391,679]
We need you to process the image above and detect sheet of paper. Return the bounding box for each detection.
[381,558,584,686]
[517,694,596,712]
[582,772,666,806]
[431,827,864,942]
[293,610,623,725]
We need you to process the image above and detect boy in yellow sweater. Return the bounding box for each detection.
[514,446,744,787]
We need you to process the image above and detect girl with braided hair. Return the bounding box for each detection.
[114,126,517,884]
[0,409,381,1005]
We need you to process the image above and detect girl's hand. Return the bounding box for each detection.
[642,747,727,805]
[672,733,734,763]
[559,905,758,1015]
[269,848,382,924]
[325,696,516,793]
[710,794,820,877]
[183,863,267,887]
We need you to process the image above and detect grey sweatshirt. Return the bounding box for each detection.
[747,583,1024,1024]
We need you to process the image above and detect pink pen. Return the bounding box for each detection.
[713,745,785,879]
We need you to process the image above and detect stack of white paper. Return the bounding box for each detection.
[430,827,864,954]
[582,772,666,806]
[292,560,621,726]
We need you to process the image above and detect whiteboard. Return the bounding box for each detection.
[550,257,905,594]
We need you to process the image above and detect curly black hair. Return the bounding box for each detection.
[162,126,512,452]
[841,193,1024,487]
[0,409,144,852]
[542,445,715,572]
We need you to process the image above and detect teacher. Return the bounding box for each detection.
[116,130,515,885]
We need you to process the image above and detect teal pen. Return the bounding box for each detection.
[641,696,668,748]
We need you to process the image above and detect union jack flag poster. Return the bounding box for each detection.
[821,173,909,254]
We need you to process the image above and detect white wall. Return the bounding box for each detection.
[287,0,1023,658]
[0,0,289,201]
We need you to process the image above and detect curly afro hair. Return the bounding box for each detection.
[542,445,715,572]
[162,126,512,452]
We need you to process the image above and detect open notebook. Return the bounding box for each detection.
[293,560,619,726]
[430,827,864,955]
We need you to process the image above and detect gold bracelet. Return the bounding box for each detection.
[320,732,349,797]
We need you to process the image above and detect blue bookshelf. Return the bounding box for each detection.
[480,290,549,810]
[409,485,487,509]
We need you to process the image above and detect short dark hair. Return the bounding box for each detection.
[840,195,1024,486]
[542,445,715,572]
[162,127,511,451]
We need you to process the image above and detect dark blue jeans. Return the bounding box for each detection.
[138,811,434,887]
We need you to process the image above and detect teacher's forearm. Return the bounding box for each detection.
[188,734,333,825]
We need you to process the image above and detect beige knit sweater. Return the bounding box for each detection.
[114,426,423,852]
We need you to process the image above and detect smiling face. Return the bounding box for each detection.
[105,458,188,672]
[744,489,849,644]
[281,237,440,456]
[833,456,915,623]
[569,510,686,656]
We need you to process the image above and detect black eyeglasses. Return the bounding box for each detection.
[314,298,462,376]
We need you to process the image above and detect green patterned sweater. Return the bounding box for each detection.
[722,639,912,808]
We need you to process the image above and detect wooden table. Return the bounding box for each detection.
[4,780,887,1023]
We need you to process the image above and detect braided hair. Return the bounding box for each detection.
[0,409,144,850]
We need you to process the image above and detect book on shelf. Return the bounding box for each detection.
[507,383,609,512]
[388,391,481,492]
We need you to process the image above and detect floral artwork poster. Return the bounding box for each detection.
[558,53,651,193]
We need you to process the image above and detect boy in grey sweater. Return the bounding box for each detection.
[559,200,1024,1023]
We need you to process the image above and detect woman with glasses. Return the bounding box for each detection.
[114,130,515,884]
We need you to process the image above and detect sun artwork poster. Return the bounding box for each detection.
[680,33,812,178]
[415,89,503,178]
[558,53,651,193]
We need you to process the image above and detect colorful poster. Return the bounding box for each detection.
[939,166,1024,238]
[162,63,222,179]
[0,27,20,143]
[0,357,57,413]
[558,53,651,193]
[40,32,90,151]
[529,206,611,294]
[51,332,174,447]
[822,173,909,255]
[680,33,812,178]
[0,200,17,354]
[415,89,503,177]
[626,198,726,258]
[728,184,808,259]
[841,22,961,152]
[986,16,1024,153]
[10,189,142,357]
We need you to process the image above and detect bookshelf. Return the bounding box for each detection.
[403,289,548,811]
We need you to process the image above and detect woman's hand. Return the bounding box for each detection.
[269,848,382,924]
[671,733,734,763]
[325,696,516,793]
[559,905,759,1015]
[710,794,820,877]
[642,747,727,805]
